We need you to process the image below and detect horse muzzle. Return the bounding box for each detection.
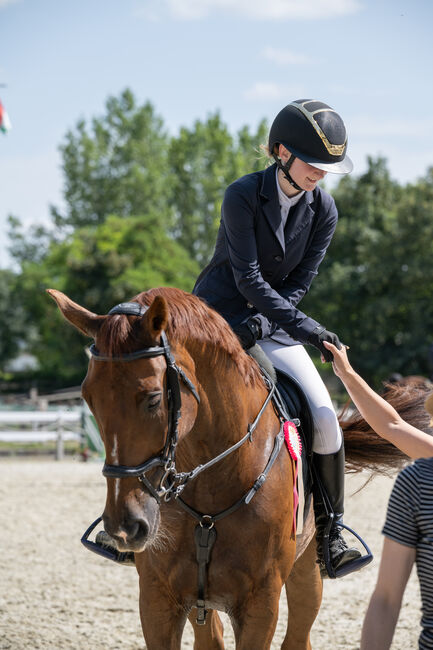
[103,518,152,552]
[102,497,161,552]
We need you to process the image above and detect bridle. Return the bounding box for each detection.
[90,301,201,504]
[83,300,283,505]
[81,300,288,624]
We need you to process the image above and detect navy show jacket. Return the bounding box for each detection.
[193,163,338,345]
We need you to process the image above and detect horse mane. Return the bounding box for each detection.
[95,287,262,386]
[341,381,433,475]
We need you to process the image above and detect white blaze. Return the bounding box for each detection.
[111,436,120,503]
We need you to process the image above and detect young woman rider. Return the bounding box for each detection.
[193,99,364,577]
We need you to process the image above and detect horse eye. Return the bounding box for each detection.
[147,393,162,410]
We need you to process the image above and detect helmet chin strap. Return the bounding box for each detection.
[272,153,303,192]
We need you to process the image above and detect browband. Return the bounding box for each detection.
[89,343,165,362]
[108,302,147,317]
[90,302,162,361]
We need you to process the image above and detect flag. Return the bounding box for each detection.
[0,101,12,133]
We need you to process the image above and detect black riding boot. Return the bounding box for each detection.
[313,443,362,578]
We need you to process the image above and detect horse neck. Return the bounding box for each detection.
[173,345,284,515]
[177,342,275,471]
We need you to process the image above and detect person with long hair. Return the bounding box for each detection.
[323,341,433,458]
[324,340,433,649]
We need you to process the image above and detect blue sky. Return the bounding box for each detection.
[1,0,432,267]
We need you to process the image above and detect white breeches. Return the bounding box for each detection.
[258,340,342,455]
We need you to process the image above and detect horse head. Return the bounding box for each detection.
[48,289,200,553]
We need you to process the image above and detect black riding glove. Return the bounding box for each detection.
[234,317,262,350]
[308,326,342,362]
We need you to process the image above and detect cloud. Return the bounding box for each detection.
[138,0,362,21]
[261,47,312,66]
[244,82,305,102]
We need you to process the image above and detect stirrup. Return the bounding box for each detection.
[81,516,135,565]
[321,513,373,579]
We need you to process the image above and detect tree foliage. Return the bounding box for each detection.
[169,113,268,263]
[2,89,433,390]
[303,158,433,384]
[9,213,199,387]
[0,269,29,372]
[51,89,173,231]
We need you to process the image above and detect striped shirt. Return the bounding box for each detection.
[382,458,433,649]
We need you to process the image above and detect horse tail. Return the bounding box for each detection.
[339,382,433,475]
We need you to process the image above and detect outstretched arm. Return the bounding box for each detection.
[360,537,415,650]
[323,341,433,459]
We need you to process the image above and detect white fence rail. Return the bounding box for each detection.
[0,431,80,442]
[0,406,104,459]
[0,411,81,424]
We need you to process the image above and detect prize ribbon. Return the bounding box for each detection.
[283,421,302,535]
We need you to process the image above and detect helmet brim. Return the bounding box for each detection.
[308,155,353,175]
[281,143,353,175]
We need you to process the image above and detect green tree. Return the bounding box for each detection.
[11,213,199,387]
[303,158,433,384]
[0,269,29,373]
[169,113,268,264]
[7,215,53,265]
[52,89,173,230]
[364,167,433,379]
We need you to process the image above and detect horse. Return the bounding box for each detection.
[48,286,431,650]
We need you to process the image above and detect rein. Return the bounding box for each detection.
[81,301,288,625]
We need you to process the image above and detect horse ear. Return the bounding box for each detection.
[141,295,169,341]
[47,289,104,338]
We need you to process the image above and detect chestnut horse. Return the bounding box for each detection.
[48,287,428,650]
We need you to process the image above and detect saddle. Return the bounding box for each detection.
[275,370,315,530]
[247,345,314,528]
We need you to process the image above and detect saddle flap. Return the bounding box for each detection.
[275,369,314,460]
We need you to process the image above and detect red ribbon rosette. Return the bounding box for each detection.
[283,420,302,461]
[283,420,302,536]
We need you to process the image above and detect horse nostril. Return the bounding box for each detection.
[135,519,149,541]
[126,521,140,540]
[124,518,149,542]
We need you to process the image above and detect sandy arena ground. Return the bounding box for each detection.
[0,459,422,649]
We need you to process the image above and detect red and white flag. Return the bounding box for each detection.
[0,101,12,133]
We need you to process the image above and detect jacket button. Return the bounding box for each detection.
[274,255,283,262]
[247,302,253,308]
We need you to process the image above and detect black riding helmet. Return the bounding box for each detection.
[268,99,353,190]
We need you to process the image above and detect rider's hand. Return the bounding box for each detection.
[234,317,262,349]
[308,326,343,362]
[323,341,352,378]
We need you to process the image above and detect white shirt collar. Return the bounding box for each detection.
[275,169,305,209]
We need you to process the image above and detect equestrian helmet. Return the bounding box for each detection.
[268,99,353,174]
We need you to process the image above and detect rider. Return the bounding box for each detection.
[193,99,363,577]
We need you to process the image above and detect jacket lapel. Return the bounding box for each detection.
[260,164,285,253]
[260,164,316,252]
[285,192,315,244]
